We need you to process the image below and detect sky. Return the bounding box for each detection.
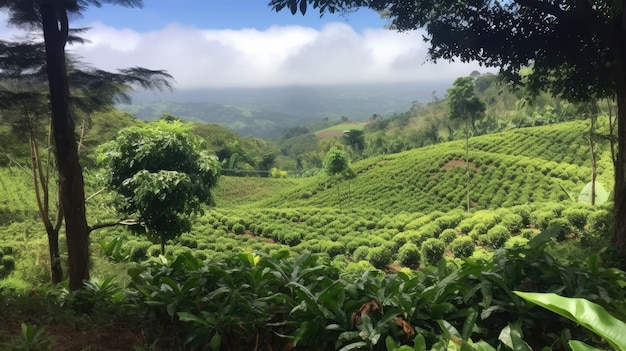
[0,1,488,90]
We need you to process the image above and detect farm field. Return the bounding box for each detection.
[0,119,621,351]
[0,120,614,273]
[314,122,367,139]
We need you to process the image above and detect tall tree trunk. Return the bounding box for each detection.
[40,4,90,290]
[613,31,626,250]
[465,119,470,212]
[614,85,626,250]
[589,112,597,206]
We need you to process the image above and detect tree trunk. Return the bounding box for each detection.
[614,85,626,250]
[589,114,597,206]
[613,30,626,250]
[30,137,63,283]
[41,4,90,290]
[48,228,63,283]
[465,119,470,212]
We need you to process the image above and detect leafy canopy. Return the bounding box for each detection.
[98,120,220,247]
[448,76,486,125]
[323,146,354,179]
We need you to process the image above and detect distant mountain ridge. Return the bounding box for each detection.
[118,82,451,139]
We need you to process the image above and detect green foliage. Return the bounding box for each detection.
[485,225,511,249]
[448,76,486,127]
[563,208,588,230]
[232,223,246,235]
[548,218,572,241]
[420,238,445,266]
[323,147,352,178]
[1,323,55,351]
[353,246,370,261]
[98,120,221,252]
[397,242,420,267]
[588,210,614,237]
[500,213,524,233]
[439,229,457,245]
[62,277,126,315]
[515,292,626,351]
[0,245,16,278]
[367,246,393,269]
[449,236,475,258]
[98,237,130,262]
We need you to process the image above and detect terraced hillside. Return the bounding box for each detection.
[0,167,41,225]
[0,120,615,278]
[252,120,611,214]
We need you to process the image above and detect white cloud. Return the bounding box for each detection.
[1,17,489,89]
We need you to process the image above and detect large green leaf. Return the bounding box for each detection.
[515,292,626,350]
[568,340,604,351]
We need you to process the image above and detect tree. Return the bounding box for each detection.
[343,129,365,155]
[0,0,170,290]
[323,147,356,211]
[448,76,486,211]
[98,120,220,255]
[268,0,626,252]
[0,40,171,283]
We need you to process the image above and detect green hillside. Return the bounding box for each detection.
[252,120,610,213]
[0,119,615,279]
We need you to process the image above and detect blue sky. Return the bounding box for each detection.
[77,1,387,32]
[0,2,487,89]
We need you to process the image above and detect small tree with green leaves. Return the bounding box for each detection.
[448,76,486,212]
[98,120,220,254]
[323,147,355,211]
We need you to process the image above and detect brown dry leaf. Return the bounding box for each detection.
[393,316,415,338]
[352,299,382,326]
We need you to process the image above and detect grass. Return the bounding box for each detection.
[314,122,366,139]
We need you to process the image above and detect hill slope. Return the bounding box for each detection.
[243,121,611,213]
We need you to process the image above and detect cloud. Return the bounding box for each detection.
[1,18,489,89]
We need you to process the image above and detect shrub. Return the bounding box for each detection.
[530,211,555,230]
[148,244,162,258]
[418,223,441,239]
[331,255,348,271]
[485,225,511,249]
[420,238,445,266]
[404,231,427,246]
[449,236,475,258]
[472,222,489,235]
[353,246,370,261]
[548,218,572,241]
[343,260,378,279]
[563,208,588,230]
[324,241,345,258]
[457,219,475,234]
[510,205,532,226]
[283,232,302,246]
[397,243,420,267]
[367,246,393,269]
[504,236,529,249]
[129,241,151,262]
[501,213,524,233]
[392,232,409,247]
[520,229,539,239]
[435,211,464,230]
[232,223,246,235]
[588,210,613,237]
[439,229,457,245]
[179,234,198,249]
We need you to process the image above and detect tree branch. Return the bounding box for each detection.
[88,219,138,234]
